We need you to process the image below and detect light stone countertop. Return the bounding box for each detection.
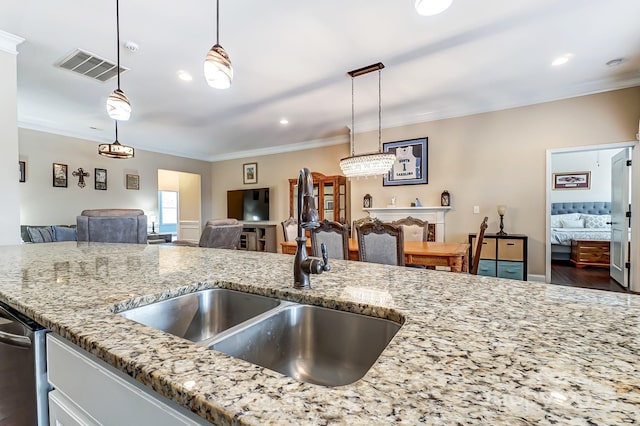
[0,242,638,425]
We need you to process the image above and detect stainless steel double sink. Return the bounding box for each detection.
[118,289,402,386]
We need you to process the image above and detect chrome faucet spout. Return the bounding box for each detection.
[293,167,328,289]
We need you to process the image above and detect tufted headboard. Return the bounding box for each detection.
[551,202,611,215]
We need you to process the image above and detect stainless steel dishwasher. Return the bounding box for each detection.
[0,301,49,426]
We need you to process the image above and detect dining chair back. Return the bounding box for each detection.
[470,216,489,275]
[356,218,405,266]
[281,216,298,242]
[392,216,428,242]
[310,219,349,260]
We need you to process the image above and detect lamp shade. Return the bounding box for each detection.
[415,0,453,16]
[339,152,396,178]
[204,44,233,89]
[106,89,131,121]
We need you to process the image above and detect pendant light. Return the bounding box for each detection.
[98,121,135,159]
[339,63,395,179]
[106,0,131,120]
[204,0,233,89]
[415,0,453,16]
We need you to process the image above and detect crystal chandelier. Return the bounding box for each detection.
[106,0,131,120]
[98,121,134,159]
[339,62,395,179]
[204,0,233,89]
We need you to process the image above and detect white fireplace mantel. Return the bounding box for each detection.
[363,207,451,242]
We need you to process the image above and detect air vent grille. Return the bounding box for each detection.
[56,49,128,82]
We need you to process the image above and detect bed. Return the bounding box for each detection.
[550,202,611,261]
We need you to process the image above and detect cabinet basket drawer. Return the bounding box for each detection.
[497,261,524,280]
[497,239,524,261]
[477,259,496,277]
[470,237,496,260]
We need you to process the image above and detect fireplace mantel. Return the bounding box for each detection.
[363,207,451,242]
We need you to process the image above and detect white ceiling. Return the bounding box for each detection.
[2,0,640,161]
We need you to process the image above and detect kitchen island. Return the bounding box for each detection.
[0,242,638,424]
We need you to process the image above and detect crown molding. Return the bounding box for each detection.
[0,30,25,55]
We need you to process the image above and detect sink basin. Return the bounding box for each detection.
[118,289,280,342]
[210,304,402,387]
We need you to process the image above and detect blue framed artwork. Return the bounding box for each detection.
[383,137,428,186]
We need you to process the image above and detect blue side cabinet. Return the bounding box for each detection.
[469,233,528,281]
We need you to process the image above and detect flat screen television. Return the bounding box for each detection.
[227,188,270,222]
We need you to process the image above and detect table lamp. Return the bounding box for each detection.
[497,205,507,236]
[149,215,157,234]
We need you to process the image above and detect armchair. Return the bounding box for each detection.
[76,209,147,244]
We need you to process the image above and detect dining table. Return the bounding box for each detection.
[280,239,470,273]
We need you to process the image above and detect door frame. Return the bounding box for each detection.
[545,141,637,287]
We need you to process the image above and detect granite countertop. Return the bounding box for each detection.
[0,242,638,424]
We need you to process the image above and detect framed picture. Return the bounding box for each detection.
[126,174,139,190]
[52,163,68,188]
[243,162,258,184]
[553,171,591,190]
[95,168,107,190]
[19,161,25,183]
[383,137,428,186]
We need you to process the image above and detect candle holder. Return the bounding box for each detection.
[497,205,507,236]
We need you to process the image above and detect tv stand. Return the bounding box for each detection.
[240,223,276,253]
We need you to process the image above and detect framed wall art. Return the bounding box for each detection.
[383,137,428,186]
[552,171,591,190]
[19,161,25,183]
[95,168,107,190]
[126,174,140,190]
[243,162,258,184]
[52,163,68,188]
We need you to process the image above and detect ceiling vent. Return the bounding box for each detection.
[56,49,129,82]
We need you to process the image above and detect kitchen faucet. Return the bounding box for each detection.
[293,167,330,289]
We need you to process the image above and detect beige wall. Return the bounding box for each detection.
[0,40,21,245]
[211,87,640,276]
[18,128,212,228]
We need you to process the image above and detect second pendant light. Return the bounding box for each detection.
[204,0,233,89]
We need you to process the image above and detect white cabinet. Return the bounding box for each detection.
[46,334,208,425]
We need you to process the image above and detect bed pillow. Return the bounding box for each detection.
[560,219,584,228]
[550,213,581,228]
[581,214,611,228]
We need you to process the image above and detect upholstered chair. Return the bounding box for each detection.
[392,216,428,242]
[76,209,147,244]
[310,219,349,260]
[352,216,374,239]
[281,216,298,242]
[198,219,243,249]
[356,218,405,266]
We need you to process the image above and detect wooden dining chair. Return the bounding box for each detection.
[281,216,297,242]
[392,216,428,242]
[356,218,405,266]
[310,219,349,260]
[470,216,489,275]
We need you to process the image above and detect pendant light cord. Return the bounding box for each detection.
[351,76,355,157]
[116,0,121,90]
[378,69,382,153]
[115,120,118,141]
[216,0,220,44]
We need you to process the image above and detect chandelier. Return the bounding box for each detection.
[98,121,134,159]
[106,0,131,120]
[339,62,395,179]
[204,0,233,89]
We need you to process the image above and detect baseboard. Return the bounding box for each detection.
[527,274,545,282]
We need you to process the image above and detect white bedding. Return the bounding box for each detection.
[550,227,611,246]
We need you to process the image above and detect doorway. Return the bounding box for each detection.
[157,169,202,242]
[545,142,635,291]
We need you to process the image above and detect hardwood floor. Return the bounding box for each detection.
[551,260,630,293]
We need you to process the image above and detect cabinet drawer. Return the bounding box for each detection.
[497,261,524,280]
[471,237,496,260]
[477,259,496,277]
[498,239,524,261]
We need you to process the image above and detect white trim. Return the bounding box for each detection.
[0,30,25,55]
[545,141,637,285]
[527,274,546,282]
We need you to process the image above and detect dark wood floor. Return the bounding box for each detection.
[550,260,630,293]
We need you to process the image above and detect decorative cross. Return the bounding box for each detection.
[72,167,90,188]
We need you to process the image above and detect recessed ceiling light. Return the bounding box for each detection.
[551,54,572,66]
[177,70,193,81]
[279,118,289,125]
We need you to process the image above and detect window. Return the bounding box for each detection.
[158,191,178,234]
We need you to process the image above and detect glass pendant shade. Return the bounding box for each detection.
[204,44,233,89]
[339,153,396,178]
[106,88,131,121]
[415,0,453,16]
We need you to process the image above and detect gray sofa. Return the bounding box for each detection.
[76,209,147,244]
[21,225,77,243]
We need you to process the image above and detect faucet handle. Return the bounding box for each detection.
[320,243,331,272]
